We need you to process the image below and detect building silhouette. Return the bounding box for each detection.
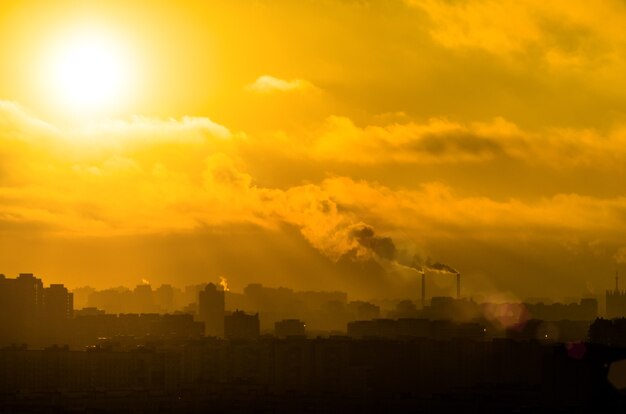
[70,313,203,346]
[155,283,175,312]
[0,272,624,412]
[607,273,626,318]
[225,310,260,340]
[347,300,380,320]
[274,319,306,338]
[133,284,156,313]
[44,284,74,322]
[198,283,225,337]
[0,273,44,344]
[43,284,74,342]
[0,336,622,412]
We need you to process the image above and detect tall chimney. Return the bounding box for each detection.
[421,272,426,309]
[456,273,461,300]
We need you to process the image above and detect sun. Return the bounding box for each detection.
[46,30,132,117]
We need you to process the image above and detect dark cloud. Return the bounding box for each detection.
[348,223,396,260]
[411,132,503,157]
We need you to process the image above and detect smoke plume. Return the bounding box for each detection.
[426,261,459,274]
[348,224,396,261]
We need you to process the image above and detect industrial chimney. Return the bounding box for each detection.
[456,273,461,300]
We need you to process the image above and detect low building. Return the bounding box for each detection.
[274,319,306,338]
[225,310,260,340]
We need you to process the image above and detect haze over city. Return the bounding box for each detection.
[3,1,626,412]
[2,1,626,300]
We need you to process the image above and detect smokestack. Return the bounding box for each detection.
[456,273,461,300]
[421,272,426,309]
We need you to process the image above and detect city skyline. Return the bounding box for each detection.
[4,1,626,411]
[0,269,624,411]
[0,271,605,341]
[0,271,609,321]
[3,1,626,300]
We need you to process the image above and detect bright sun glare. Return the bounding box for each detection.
[47,31,130,116]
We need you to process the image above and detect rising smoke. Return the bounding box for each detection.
[344,223,458,277]
[425,261,459,275]
[348,224,396,261]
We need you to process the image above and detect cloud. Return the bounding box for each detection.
[247,75,318,94]
[0,102,259,236]
[407,0,542,54]
[4,101,626,298]
[300,177,626,240]
[4,101,626,245]
[407,0,626,71]
[262,115,626,172]
[305,116,513,164]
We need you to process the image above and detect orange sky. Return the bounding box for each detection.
[1,0,626,301]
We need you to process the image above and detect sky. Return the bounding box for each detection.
[1,0,626,301]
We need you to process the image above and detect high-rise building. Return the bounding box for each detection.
[43,284,73,343]
[198,283,225,337]
[15,273,45,319]
[133,284,155,313]
[155,284,175,312]
[44,284,74,322]
[0,273,45,344]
